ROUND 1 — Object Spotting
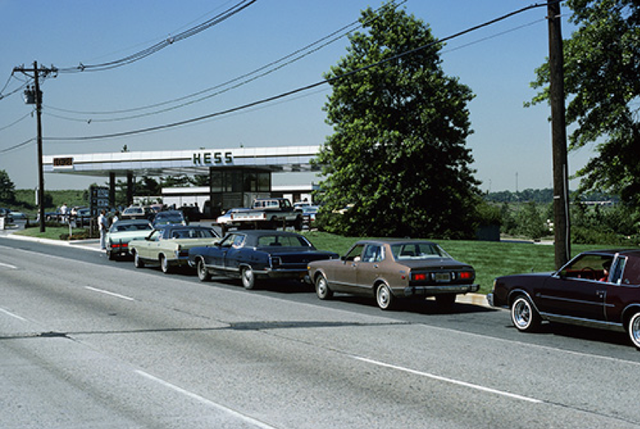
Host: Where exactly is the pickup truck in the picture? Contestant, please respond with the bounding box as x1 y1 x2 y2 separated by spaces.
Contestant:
224 198 303 234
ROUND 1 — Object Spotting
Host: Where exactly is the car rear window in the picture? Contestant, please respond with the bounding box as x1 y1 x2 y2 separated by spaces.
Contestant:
257 235 310 247
391 243 450 260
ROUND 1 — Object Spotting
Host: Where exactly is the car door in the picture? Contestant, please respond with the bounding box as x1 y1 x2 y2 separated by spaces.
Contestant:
330 244 364 292
221 233 247 273
137 229 160 259
356 244 384 292
535 254 613 321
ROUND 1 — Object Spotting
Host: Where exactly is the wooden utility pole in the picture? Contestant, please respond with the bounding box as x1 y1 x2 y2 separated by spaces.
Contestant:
13 61 56 233
547 0 571 268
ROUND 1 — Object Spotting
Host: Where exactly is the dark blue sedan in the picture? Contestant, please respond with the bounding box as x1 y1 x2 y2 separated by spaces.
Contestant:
188 230 339 289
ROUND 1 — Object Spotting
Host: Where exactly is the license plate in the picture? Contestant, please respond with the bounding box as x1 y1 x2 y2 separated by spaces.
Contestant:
435 273 450 282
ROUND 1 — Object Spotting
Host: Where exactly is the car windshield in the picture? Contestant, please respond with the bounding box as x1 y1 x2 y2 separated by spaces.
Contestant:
124 208 142 214
257 235 311 247
156 214 183 223
558 253 614 281
391 243 451 261
113 223 152 232
170 228 216 239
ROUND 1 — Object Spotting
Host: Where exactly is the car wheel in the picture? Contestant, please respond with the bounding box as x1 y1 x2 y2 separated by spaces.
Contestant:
107 249 114 260
241 266 256 290
134 251 145 268
160 255 171 274
627 312 640 349
197 259 211 282
435 293 456 310
510 295 541 332
375 283 395 310
315 274 333 300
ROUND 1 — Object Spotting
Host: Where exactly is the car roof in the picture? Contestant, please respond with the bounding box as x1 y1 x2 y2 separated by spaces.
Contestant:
228 229 303 237
113 219 151 225
354 239 438 246
582 249 640 257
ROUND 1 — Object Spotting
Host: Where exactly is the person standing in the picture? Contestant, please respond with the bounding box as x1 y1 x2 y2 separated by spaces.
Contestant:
98 209 109 250
60 203 68 223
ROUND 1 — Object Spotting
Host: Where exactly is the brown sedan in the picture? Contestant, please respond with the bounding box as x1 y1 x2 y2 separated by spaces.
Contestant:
307 239 478 310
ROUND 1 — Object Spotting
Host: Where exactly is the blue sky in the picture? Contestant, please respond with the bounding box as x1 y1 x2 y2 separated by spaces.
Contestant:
0 0 592 192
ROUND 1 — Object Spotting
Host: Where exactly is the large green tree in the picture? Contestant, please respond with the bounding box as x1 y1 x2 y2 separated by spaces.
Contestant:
529 0 640 207
0 170 16 204
316 3 480 238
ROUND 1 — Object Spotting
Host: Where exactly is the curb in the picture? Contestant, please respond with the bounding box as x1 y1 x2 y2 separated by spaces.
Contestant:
457 293 491 308
5 233 104 252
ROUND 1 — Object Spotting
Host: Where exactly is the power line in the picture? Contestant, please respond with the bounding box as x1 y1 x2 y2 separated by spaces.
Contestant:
0 111 33 132
43 1 553 143
43 1 406 122
54 0 257 74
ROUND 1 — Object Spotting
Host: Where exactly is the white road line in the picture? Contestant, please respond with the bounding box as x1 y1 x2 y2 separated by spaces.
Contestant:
0 307 27 321
0 261 18 269
85 287 135 301
352 355 542 404
135 370 279 429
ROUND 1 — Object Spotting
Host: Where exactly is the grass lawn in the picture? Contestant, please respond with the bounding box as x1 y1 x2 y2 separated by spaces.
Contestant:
14 226 92 241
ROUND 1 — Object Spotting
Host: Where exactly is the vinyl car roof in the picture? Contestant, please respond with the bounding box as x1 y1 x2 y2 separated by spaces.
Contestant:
353 239 439 246
228 230 306 238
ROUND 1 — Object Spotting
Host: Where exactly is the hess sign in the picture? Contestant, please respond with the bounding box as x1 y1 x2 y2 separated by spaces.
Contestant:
53 157 74 169
192 151 233 166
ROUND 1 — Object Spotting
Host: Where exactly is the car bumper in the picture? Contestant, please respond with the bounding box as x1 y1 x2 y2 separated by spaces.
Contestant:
403 283 480 297
486 292 494 307
258 268 309 281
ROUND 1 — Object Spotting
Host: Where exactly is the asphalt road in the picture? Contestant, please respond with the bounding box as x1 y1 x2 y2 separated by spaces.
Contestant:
2 234 640 428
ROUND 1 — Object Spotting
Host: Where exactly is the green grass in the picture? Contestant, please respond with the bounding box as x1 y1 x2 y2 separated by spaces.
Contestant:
15 226 92 241
303 231 612 294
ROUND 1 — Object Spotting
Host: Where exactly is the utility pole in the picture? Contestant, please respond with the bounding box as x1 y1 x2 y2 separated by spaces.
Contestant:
547 1 571 269
13 61 57 233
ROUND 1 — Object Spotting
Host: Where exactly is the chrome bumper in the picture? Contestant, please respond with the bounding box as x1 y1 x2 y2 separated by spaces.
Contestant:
403 283 480 297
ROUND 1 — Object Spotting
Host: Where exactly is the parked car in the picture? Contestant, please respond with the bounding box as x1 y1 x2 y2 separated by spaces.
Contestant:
295 205 319 229
129 225 220 273
0 207 14 224
188 230 339 290
488 249 640 349
105 219 154 260
9 211 27 221
152 210 187 228
72 208 92 227
121 206 155 221
215 208 251 234
307 239 478 310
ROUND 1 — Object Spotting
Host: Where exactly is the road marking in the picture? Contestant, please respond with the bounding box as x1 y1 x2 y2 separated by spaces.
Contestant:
0 307 27 321
135 370 279 429
352 355 542 404
0 261 18 269
85 286 135 301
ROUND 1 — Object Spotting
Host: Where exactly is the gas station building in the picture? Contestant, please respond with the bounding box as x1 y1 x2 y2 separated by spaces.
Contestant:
43 145 321 216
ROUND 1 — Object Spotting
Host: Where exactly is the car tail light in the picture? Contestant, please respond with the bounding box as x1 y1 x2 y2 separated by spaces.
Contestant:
412 273 427 281
459 271 473 280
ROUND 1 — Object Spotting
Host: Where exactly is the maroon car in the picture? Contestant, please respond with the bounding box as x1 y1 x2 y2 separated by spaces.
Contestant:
488 249 640 349
307 239 478 310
